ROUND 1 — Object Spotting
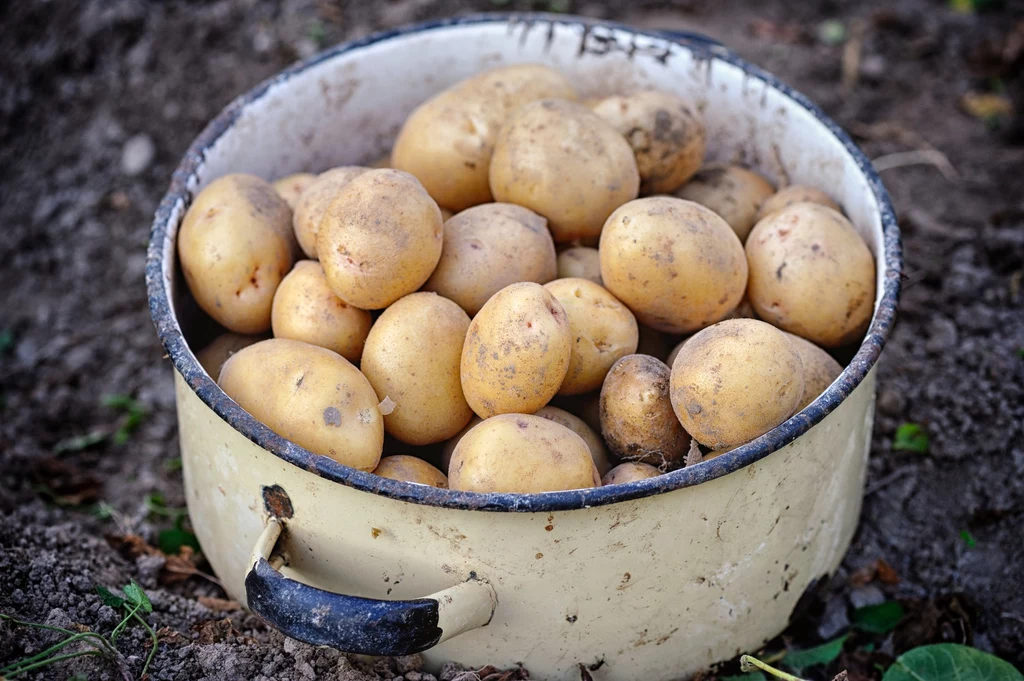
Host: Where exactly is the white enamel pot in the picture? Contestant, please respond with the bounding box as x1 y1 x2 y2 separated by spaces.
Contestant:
147 14 902 681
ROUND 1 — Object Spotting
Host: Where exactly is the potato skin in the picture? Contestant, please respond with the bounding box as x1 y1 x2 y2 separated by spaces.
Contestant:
422 203 557 316
392 64 577 212
600 354 691 467
592 90 706 194
669 319 804 450
272 173 316 210
440 415 483 473
460 283 572 418
785 332 842 411
292 166 369 259
360 292 474 445
448 414 596 493
544 278 639 395
602 462 661 486
557 247 602 284
600 196 748 334
756 184 841 222
535 405 613 476
674 163 775 242
218 338 383 470
178 174 295 334
318 169 443 310
197 332 266 379
746 202 876 347
490 99 640 242
373 455 448 488
270 260 372 363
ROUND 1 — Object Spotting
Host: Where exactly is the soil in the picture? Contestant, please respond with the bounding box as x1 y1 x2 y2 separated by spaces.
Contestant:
1 1 1022 680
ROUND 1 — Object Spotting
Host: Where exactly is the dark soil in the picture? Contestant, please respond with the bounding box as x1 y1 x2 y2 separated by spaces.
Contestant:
1 1 1022 679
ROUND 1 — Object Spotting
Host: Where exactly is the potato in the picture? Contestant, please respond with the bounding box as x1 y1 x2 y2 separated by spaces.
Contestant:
272 173 316 210
592 90 706 194
665 338 687 370
373 455 448 488
669 319 804 450
392 64 577 212
746 203 875 347
360 292 473 445
490 99 640 242
178 174 295 334
292 166 369 259
197 332 265 378
318 169 443 309
543 278 639 395
602 462 661 486
600 196 747 334
460 282 571 418
756 184 841 221
674 163 775 242
440 416 482 473
636 325 670 362
448 414 597 493
270 260 372 362
556 246 602 284
422 203 557 316
550 391 602 435
218 338 383 470
535 405 613 476
664 298 756 367
600 354 690 467
785 332 842 411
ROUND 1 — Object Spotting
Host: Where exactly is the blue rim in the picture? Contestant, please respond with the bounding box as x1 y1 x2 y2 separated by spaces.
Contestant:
145 12 902 513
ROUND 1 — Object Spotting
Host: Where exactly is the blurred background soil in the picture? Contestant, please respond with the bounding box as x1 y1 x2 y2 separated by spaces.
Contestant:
0 1 1022 679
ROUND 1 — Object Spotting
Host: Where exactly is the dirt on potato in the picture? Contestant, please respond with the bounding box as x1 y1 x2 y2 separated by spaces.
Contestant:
1 1 1022 679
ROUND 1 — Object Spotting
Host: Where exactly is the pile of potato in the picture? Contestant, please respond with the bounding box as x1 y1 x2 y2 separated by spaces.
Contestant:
182 64 875 495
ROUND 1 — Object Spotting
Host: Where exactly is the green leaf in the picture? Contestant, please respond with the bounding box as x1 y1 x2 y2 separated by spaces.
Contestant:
95 585 125 609
163 457 183 472
53 430 107 454
102 394 147 445
144 492 188 518
122 580 152 614
853 601 905 634
722 673 768 681
784 635 849 672
817 20 847 46
961 530 977 548
158 524 200 555
89 502 115 520
882 644 1023 681
893 423 929 453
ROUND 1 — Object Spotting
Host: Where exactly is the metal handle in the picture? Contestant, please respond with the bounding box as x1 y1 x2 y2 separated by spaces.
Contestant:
244 518 497 655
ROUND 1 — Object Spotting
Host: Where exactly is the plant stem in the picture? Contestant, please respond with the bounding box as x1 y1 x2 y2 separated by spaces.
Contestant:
3 650 104 677
133 610 158 676
0 631 110 674
0 613 78 636
110 604 139 643
740 655 809 681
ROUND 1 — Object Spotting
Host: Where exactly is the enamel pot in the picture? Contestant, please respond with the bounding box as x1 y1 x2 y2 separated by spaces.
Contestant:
147 13 902 681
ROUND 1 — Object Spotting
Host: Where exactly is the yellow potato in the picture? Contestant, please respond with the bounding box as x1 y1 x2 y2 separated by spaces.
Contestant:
543 278 639 395
422 203 557 316
674 163 775 242
292 166 369 259
272 173 316 210
600 196 747 334
535 405 613 476
756 184 841 221
592 90 706 194
270 260 372 362
602 462 661 486
218 338 383 470
665 337 688 370
785 332 843 411
460 283 571 417
556 246 602 284
360 292 474 445
318 169 443 309
373 455 448 488
178 174 295 334
448 414 596 493
392 64 577 212
669 319 804 449
599 354 690 467
196 332 266 379
440 416 483 473
746 202 875 347
490 99 640 242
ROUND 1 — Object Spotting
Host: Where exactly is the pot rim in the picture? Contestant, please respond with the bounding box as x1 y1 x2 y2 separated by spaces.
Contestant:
146 12 902 513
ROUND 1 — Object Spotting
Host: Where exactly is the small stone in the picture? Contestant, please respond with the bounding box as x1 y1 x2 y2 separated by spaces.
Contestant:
253 29 274 54
295 38 318 59
877 386 905 416
849 584 886 609
817 594 851 639
121 133 156 176
406 672 423 681
860 55 886 81
393 654 423 674
925 317 958 354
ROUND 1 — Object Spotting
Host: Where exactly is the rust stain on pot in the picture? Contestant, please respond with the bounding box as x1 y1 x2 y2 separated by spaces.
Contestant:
261 484 294 518
371 527 381 539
